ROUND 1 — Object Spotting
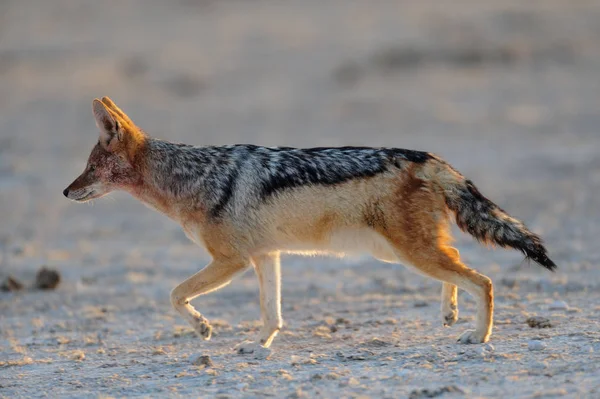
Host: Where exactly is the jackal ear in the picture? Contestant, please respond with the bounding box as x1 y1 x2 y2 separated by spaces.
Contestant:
92 99 122 151
100 96 134 126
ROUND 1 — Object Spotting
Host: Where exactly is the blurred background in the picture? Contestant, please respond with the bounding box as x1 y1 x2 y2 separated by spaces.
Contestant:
2 0 599 269
1 1 600 397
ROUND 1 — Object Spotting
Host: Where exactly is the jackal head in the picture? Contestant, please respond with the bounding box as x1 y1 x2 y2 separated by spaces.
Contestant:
63 97 146 202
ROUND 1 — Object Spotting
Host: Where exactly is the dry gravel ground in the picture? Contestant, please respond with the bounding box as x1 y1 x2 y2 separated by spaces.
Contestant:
1 1 600 398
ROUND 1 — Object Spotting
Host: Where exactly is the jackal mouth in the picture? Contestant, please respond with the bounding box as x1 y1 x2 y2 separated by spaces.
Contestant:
71 190 99 202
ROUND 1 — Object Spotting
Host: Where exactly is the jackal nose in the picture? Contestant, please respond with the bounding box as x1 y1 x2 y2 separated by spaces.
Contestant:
63 188 69 197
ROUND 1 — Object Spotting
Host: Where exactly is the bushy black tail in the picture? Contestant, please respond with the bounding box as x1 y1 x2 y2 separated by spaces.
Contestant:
443 178 556 271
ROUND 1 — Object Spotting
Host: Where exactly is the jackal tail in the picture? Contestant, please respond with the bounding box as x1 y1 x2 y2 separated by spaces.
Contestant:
431 162 557 271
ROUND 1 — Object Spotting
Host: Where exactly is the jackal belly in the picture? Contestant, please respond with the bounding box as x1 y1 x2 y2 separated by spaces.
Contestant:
276 227 399 262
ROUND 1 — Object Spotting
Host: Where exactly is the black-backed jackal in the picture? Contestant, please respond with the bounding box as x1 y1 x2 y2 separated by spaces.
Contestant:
64 98 556 353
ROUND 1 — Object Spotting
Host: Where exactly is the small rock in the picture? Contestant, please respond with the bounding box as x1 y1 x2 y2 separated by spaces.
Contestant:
363 337 392 347
528 340 547 351
409 385 465 399
1 276 24 292
35 267 60 290
71 350 85 361
548 300 568 310
527 316 552 328
193 355 213 367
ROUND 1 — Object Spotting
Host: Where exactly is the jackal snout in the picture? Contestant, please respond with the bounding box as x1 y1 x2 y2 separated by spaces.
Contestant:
63 163 104 202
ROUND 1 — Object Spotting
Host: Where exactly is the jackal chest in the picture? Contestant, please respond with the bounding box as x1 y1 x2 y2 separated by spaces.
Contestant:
181 222 205 247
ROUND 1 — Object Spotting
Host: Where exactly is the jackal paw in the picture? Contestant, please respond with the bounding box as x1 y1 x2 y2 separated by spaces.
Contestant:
457 329 489 344
442 306 458 327
191 315 212 340
234 341 272 358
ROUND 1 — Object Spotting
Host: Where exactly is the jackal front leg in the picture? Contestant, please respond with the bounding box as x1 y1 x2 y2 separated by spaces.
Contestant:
170 258 248 340
236 252 282 354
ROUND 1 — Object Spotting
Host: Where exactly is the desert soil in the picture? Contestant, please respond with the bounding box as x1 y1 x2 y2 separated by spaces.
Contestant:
1 1 600 398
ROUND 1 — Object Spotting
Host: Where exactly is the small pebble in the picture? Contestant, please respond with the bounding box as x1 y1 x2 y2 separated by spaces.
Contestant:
409 385 464 399
527 316 552 328
528 340 547 351
1 276 24 292
35 267 60 290
364 337 391 347
192 355 213 367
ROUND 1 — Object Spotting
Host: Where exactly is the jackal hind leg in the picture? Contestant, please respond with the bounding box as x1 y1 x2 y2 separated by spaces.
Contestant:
441 282 458 327
170 258 248 340
441 249 460 327
404 246 493 344
384 174 492 343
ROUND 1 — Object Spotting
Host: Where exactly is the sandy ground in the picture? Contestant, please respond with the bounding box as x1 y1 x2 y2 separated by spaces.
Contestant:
1 1 600 397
